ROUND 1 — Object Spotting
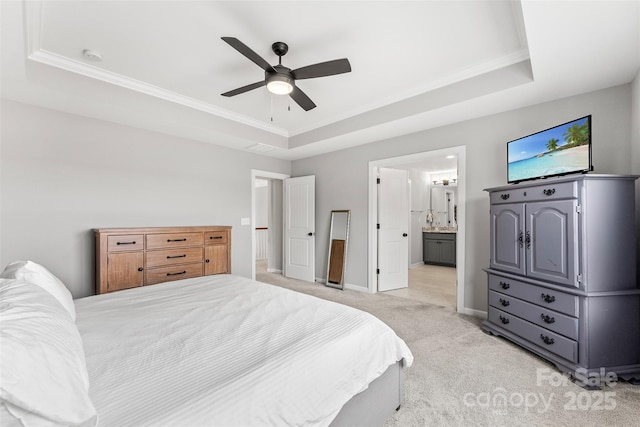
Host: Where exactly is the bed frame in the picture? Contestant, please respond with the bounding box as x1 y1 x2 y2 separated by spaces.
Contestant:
331 360 404 426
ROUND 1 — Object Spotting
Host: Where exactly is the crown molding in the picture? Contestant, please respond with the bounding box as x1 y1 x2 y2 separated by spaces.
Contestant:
22 0 288 139
289 48 531 137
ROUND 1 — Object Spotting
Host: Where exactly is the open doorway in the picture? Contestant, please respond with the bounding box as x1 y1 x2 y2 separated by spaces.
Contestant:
251 170 289 281
367 146 466 313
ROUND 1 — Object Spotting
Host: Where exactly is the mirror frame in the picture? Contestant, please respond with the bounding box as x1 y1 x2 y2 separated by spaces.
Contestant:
325 210 350 289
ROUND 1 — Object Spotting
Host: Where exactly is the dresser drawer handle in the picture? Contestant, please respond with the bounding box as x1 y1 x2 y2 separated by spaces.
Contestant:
166 254 187 259
499 281 510 290
541 314 555 324
543 188 556 196
167 238 187 242
540 334 555 345
499 298 510 307
210 236 223 240
166 271 186 276
499 315 509 324
541 293 556 303
137 267 144 272
500 194 510 200
117 241 136 245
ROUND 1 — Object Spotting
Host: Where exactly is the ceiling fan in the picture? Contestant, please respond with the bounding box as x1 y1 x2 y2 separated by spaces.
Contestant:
220 37 351 111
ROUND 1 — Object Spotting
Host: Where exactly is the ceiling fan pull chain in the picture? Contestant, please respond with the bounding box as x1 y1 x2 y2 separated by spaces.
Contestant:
270 95 274 122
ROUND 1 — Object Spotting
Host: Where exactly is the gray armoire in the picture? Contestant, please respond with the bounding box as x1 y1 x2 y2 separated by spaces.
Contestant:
482 174 640 384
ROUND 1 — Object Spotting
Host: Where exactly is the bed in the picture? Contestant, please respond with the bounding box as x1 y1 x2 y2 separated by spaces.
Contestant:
0 261 413 427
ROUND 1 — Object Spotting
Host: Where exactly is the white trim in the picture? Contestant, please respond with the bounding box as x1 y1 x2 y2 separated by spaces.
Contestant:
266 268 283 274
462 308 487 320
344 283 368 293
251 170 290 281
288 49 530 137
368 146 467 313
23 1 287 138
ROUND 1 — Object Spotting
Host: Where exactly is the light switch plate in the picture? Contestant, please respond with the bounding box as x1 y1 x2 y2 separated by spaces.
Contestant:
240 217 250 226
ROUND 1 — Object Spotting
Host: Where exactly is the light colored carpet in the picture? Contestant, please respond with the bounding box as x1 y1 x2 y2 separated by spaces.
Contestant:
256 266 640 426
384 264 456 309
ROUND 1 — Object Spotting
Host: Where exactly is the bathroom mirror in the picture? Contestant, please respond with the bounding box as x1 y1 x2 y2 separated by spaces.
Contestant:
326 210 350 289
430 186 457 228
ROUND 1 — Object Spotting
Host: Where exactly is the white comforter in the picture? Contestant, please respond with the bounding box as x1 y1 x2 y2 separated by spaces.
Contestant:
75 275 413 427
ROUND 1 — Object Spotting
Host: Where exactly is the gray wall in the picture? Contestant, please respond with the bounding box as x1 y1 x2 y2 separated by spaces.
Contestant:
292 83 637 312
0 100 290 298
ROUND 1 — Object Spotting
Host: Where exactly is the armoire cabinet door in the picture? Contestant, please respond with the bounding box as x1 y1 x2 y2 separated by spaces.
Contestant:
490 203 525 276
526 200 579 287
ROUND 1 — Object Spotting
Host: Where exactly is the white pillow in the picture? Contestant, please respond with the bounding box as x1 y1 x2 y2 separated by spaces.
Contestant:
0 279 97 427
0 260 76 320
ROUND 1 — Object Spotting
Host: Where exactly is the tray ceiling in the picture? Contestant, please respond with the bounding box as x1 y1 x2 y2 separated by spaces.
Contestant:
2 1 638 159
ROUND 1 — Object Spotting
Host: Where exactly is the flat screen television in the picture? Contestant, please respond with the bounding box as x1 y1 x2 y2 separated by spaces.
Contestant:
507 115 592 184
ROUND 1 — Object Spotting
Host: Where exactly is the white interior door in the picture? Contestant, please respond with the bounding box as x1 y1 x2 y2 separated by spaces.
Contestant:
378 168 409 291
284 175 315 282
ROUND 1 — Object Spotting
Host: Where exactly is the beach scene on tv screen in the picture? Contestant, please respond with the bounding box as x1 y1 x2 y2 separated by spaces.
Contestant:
508 117 590 182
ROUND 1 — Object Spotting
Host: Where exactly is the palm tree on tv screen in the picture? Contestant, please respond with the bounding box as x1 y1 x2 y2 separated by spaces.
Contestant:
546 138 559 152
563 122 590 146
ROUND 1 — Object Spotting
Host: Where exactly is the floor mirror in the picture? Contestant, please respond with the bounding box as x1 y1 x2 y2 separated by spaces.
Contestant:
326 210 350 289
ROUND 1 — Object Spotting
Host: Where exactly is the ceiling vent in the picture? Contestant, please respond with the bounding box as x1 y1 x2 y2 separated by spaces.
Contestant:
246 143 277 153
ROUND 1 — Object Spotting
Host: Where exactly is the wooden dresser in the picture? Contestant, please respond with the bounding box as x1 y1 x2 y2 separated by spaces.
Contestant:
94 226 231 294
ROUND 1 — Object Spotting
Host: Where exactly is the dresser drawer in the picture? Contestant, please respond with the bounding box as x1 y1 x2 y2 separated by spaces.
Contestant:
107 235 144 252
489 290 578 340
489 274 578 317
145 247 203 268
146 232 204 249
204 230 228 245
489 307 578 363
145 263 203 285
490 181 578 204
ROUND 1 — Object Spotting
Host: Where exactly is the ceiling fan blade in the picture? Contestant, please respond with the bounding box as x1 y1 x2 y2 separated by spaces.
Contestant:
289 86 316 111
291 58 351 80
221 37 276 73
221 80 266 97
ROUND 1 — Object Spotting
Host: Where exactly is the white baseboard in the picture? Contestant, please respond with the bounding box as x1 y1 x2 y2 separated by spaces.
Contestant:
409 262 423 269
267 268 282 273
460 307 487 319
344 283 368 292
313 279 367 293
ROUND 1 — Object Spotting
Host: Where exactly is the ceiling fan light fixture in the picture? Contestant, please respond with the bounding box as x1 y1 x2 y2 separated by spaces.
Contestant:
266 74 293 95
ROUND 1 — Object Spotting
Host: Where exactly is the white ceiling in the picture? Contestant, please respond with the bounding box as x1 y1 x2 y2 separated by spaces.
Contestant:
2 1 639 161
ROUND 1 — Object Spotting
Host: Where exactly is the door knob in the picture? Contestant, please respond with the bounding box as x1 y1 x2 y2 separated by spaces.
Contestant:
308 232 314 236
402 233 408 237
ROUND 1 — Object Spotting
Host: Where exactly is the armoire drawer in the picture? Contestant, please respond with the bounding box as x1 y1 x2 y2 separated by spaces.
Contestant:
145 263 203 285
489 307 578 363
488 274 578 317
489 290 578 340
146 232 204 249
489 181 578 204
145 247 203 268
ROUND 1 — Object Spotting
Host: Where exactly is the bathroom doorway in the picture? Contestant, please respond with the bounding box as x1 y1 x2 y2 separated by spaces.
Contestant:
368 146 465 312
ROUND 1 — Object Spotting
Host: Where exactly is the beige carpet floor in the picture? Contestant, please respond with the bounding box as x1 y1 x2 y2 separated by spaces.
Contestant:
256 266 640 426
384 264 456 309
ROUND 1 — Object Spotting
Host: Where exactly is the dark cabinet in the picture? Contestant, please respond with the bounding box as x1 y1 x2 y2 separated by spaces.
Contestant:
423 232 456 267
